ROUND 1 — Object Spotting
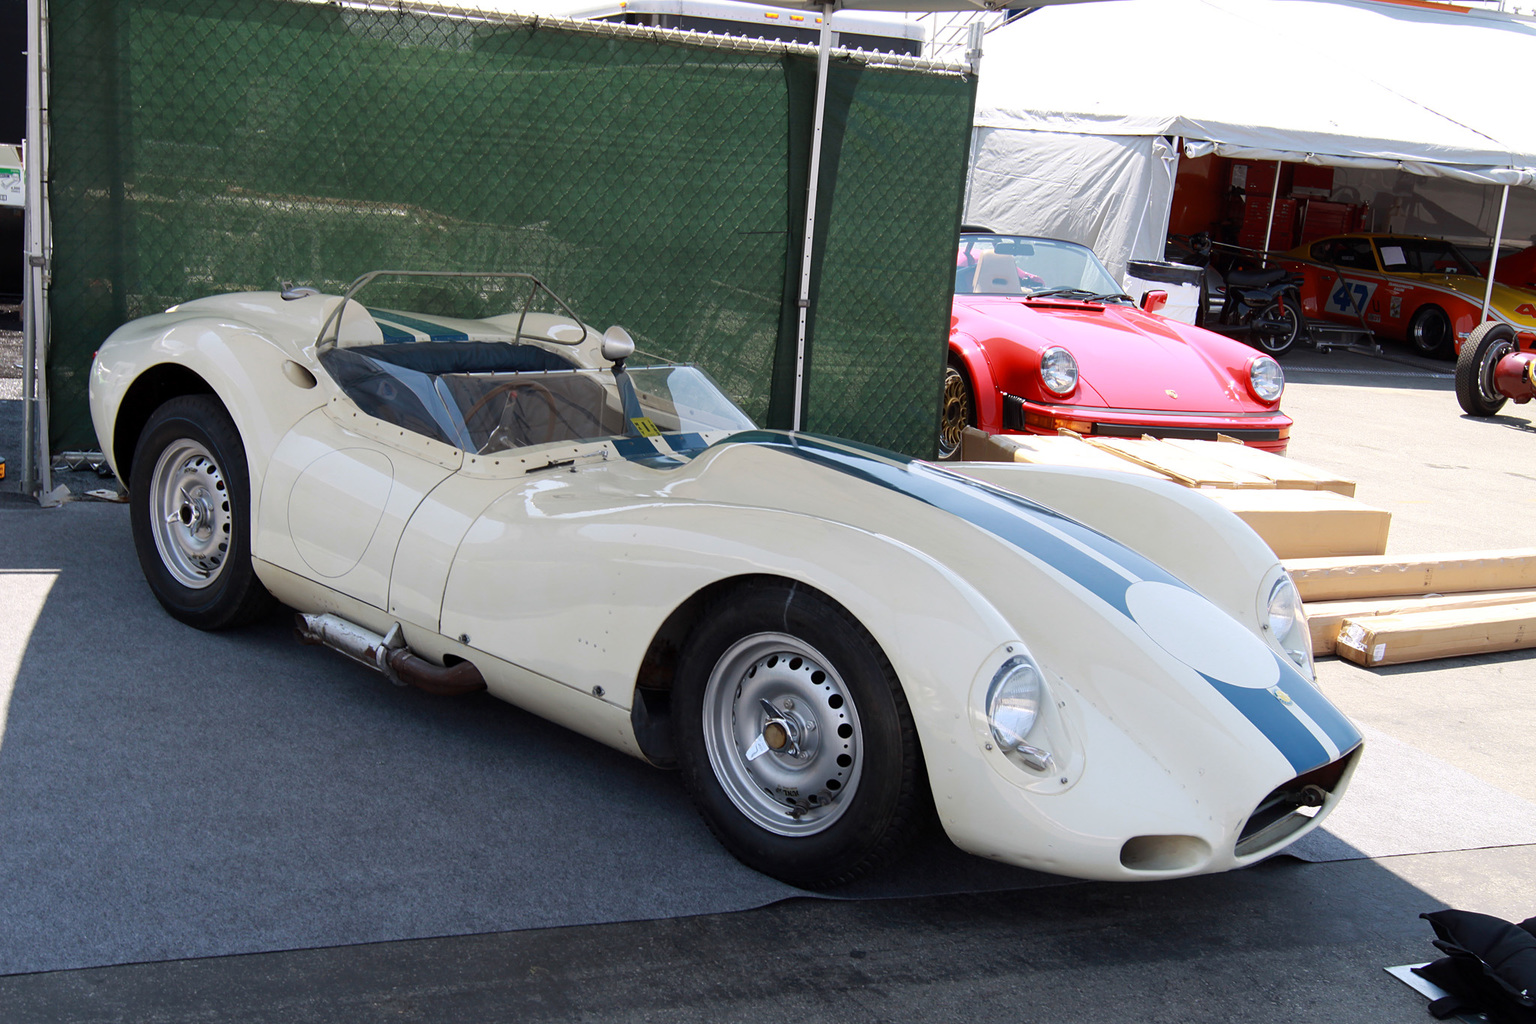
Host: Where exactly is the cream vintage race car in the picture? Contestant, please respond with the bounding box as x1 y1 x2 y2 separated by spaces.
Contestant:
88 271 1362 889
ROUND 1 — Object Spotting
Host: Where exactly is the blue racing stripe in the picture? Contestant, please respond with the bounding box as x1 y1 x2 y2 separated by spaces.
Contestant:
367 308 470 342
717 431 1356 774
367 314 415 343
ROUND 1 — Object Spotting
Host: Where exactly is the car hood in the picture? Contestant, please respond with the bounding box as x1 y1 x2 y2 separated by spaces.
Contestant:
959 297 1267 412
662 431 1359 778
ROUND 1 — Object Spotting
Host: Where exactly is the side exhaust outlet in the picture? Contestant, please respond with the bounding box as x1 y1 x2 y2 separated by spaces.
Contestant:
294 613 487 696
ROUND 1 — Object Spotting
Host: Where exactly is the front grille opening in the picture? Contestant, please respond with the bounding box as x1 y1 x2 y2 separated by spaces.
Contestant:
1235 745 1362 858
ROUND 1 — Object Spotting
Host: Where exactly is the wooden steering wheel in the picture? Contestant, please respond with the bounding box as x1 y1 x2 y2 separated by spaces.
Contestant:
464 380 559 452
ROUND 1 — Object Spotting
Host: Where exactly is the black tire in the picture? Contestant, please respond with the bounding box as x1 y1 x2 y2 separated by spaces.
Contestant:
1455 322 1515 417
673 580 925 889
1408 305 1453 358
129 394 275 630
1249 300 1303 357
937 362 974 461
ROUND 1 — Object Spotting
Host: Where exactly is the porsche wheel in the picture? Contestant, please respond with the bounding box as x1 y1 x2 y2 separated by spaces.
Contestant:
674 581 924 889
1408 305 1453 358
1249 301 1303 357
937 363 973 461
1455 322 1515 417
130 395 275 630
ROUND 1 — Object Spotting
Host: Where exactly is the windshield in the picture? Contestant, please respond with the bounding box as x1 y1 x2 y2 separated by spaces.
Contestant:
438 364 754 455
956 234 1126 301
1375 238 1479 276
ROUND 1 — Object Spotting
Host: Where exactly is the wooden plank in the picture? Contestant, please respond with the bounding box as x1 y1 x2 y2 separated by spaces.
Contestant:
1334 602 1536 667
1306 588 1536 655
1160 437 1357 497
1202 488 1391 559
1084 437 1277 488
1287 550 1536 601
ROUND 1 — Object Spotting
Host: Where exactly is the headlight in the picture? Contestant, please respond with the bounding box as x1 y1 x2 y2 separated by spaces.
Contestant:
1248 356 1284 403
1039 347 1078 396
1265 573 1313 678
987 655 1055 771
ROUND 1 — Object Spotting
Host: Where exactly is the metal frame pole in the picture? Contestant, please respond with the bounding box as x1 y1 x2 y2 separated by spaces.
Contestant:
1260 159 1281 267
23 0 62 505
1481 183 1510 324
792 3 835 434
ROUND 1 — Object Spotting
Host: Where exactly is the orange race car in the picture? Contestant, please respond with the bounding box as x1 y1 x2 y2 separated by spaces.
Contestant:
1280 234 1536 358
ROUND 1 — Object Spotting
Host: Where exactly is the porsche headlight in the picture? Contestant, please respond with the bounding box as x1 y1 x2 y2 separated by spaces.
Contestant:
1265 573 1313 678
1248 356 1284 403
1039 347 1078 396
987 655 1055 771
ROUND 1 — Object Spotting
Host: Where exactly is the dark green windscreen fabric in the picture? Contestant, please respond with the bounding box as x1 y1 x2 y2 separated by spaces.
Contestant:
46 0 973 456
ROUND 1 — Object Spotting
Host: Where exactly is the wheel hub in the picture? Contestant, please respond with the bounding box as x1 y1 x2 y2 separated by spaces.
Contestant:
150 442 232 590
702 633 863 837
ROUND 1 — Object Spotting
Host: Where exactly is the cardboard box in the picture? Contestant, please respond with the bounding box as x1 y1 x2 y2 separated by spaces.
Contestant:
1201 488 1390 559
1334 602 1536 667
1287 550 1536 601
1305 588 1536 655
1160 437 1356 496
1085 437 1276 488
961 429 1168 477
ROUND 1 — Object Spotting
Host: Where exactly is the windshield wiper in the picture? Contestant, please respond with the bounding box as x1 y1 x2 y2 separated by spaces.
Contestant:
1026 288 1101 301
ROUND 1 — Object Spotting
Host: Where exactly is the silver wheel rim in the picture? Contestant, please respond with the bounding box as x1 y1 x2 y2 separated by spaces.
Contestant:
1256 305 1298 353
938 367 969 459
701 632 863 837
1413 311 1448 352
149 439 232 590
1478 340 1513 404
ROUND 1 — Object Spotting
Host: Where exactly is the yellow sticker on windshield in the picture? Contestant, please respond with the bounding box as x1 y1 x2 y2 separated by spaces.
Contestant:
631 417 661 438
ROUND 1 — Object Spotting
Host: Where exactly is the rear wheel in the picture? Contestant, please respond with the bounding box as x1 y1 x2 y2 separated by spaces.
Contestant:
1408 305 1453 358
1249 300 1303 357
937 363 973 461
130 395 275 630
673 581 924 889
1455 321 1516 417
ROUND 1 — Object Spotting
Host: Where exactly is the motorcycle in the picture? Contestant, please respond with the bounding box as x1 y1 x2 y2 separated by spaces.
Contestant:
1173 233 1309 358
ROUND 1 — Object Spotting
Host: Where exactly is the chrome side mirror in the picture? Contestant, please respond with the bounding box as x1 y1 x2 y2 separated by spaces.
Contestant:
602 326 636 364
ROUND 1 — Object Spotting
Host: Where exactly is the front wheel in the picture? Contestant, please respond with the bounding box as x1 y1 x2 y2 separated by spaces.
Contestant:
1455 321 1516 417
937 363 973 461
130 394 275 630
1249 300 1303 357
1408 305 1453 358
673 581 925 889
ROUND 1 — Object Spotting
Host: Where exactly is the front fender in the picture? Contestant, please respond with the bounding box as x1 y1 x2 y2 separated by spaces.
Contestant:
950 331 1006 433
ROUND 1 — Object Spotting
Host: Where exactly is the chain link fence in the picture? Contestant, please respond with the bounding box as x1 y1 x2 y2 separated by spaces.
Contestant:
45 0 974 456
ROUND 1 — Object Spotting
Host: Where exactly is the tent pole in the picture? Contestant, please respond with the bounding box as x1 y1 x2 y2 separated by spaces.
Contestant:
1481 184 1510 324
1260 160 1281 268
23 0 61 505
792 3 835 434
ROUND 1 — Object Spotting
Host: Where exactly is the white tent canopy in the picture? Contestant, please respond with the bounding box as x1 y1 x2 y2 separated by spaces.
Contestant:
964 0 1536 277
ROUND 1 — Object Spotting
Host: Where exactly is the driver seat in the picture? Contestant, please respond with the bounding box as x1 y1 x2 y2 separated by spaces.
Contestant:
974 252 1025 294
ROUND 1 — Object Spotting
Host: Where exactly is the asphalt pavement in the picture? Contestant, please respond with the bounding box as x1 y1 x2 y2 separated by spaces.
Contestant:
2 341 1534 1023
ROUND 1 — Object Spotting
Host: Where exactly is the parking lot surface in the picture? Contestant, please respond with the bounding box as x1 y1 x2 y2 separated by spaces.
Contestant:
1 344 1533 1022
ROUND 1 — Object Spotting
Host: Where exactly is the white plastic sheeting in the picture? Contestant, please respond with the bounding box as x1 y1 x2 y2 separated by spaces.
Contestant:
963 0 1536 278
963 130 1176 279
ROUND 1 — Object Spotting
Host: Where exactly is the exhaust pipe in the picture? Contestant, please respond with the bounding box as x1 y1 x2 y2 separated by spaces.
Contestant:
294 613 487 696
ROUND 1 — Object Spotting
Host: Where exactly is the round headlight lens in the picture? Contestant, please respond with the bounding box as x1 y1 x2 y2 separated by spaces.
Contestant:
1040 347 1078 395
1249 356 1284 403
1266 574 1313 677
987 656 1042 748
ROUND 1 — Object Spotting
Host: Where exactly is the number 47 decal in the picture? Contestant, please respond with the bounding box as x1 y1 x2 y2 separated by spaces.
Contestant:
1328 279 1375 315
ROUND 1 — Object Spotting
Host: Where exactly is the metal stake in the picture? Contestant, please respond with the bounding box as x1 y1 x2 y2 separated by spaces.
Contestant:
1481 183 1510 325
792 3 834 434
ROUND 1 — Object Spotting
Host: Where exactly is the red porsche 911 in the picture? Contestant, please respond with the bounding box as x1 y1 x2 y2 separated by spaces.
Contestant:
941 233 1292 459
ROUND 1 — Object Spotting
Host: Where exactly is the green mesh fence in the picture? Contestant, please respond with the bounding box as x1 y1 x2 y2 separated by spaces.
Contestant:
45 0 974 456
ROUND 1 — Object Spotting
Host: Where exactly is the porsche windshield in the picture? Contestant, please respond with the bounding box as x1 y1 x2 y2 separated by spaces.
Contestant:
956 234 1128 302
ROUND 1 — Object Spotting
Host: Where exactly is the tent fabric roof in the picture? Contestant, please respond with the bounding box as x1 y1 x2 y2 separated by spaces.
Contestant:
972 0 1536 184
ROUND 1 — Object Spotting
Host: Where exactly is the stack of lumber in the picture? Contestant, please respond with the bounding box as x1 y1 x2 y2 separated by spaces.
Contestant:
1290 551 1536 667
958 428 1388 559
